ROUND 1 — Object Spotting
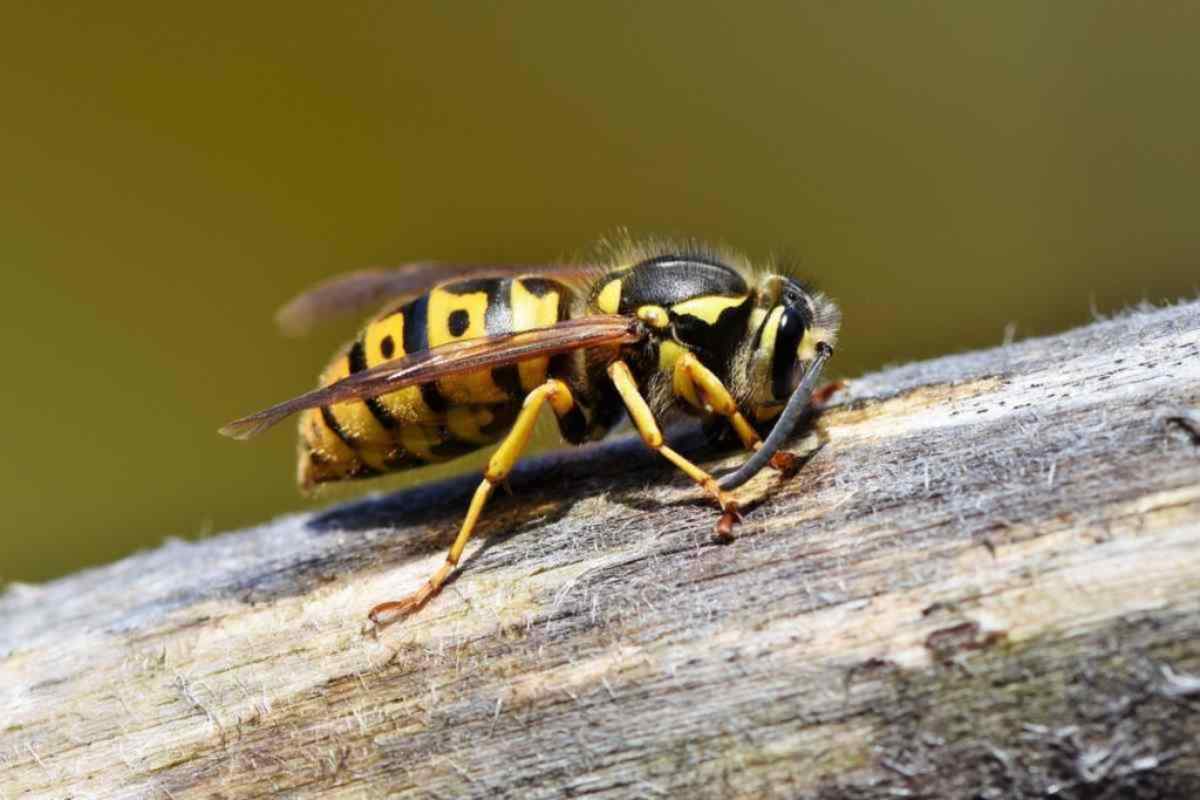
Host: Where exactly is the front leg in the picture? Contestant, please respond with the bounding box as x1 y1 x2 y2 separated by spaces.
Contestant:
607 359 741 539
675 351 798 475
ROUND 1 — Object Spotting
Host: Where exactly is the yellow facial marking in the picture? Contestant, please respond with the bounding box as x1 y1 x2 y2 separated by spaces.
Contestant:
758 307 784 357
670 294 747 324
798 327 832 362
747 307 767 340
596 279 622 314
637 305 669 328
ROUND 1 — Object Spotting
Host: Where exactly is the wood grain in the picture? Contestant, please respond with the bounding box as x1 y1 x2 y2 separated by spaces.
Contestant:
3 301 1200 799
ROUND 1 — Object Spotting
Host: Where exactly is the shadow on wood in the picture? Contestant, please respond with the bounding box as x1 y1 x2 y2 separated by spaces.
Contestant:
3 301 1199 798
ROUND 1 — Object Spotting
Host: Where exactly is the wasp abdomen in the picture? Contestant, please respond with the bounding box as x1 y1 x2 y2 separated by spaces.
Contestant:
299 275 573 487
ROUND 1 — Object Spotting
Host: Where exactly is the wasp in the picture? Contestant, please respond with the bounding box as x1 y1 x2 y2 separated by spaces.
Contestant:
221 239 839 624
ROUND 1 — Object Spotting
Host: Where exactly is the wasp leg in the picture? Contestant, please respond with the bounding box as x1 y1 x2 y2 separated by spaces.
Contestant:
608 359 742 539
675 352 796 474
368 379 578 625
811 379 846 409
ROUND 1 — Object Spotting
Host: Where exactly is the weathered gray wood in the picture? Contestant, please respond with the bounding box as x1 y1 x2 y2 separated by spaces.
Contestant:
3 301 1200 799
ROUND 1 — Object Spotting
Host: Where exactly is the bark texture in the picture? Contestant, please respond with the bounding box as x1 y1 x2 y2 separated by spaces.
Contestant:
3 301 1200 799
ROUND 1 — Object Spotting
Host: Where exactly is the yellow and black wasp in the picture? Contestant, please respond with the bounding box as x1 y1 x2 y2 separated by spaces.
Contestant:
221 239 839 624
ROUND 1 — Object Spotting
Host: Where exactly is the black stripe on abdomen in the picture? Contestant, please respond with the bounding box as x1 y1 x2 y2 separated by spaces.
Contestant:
402 294 448 412
320 406 379 475
348 339 397 429
491 365 523 398
430 425 485 460
320 406 353 448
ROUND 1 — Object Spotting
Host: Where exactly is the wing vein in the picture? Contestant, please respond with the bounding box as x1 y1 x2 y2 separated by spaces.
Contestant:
221 315 640 439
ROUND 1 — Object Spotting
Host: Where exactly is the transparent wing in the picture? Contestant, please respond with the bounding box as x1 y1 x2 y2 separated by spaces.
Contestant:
221 315 640 440
275 262 595 336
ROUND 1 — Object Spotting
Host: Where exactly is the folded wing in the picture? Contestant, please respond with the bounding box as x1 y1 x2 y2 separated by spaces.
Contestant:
221 315 641 439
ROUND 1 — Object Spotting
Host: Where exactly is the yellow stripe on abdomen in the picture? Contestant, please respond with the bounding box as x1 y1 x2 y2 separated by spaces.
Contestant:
427 286 508 404
360 310 444 425
299 275 577 486
297 406 361 487
510 277 563 391
446 405 501 446
320 354 394 470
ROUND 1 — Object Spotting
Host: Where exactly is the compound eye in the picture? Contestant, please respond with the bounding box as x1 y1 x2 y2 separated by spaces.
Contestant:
770 306 807 400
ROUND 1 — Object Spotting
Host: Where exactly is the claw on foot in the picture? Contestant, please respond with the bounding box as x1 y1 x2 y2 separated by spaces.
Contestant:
768 450 800 476
369 581 442 627
368 596 422 628
715 500 742 541
811 379 846 408
369 562 455 628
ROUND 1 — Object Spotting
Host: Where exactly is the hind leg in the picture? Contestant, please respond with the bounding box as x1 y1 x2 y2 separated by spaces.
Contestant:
369 379 578 625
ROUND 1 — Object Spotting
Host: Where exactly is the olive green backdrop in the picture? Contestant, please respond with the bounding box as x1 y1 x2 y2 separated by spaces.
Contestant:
3 3 1198 582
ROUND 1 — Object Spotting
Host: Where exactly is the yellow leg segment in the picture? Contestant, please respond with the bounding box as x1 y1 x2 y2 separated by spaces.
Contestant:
369 379 577 625
675 352 760 450
608 360 741 536
676 352 801 475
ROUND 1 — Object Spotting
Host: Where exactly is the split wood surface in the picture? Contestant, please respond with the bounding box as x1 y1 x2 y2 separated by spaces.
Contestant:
3 301 1200 799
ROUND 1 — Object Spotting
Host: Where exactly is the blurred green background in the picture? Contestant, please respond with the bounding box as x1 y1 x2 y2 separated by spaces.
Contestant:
3 3 1198 583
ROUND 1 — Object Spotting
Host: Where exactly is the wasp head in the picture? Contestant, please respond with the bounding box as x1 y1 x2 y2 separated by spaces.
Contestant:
743 275 840 417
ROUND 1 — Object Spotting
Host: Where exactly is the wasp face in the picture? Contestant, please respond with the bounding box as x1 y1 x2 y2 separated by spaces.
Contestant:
745 276 840 415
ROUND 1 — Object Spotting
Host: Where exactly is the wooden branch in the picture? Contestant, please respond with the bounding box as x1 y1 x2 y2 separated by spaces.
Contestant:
4 301 1200 799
